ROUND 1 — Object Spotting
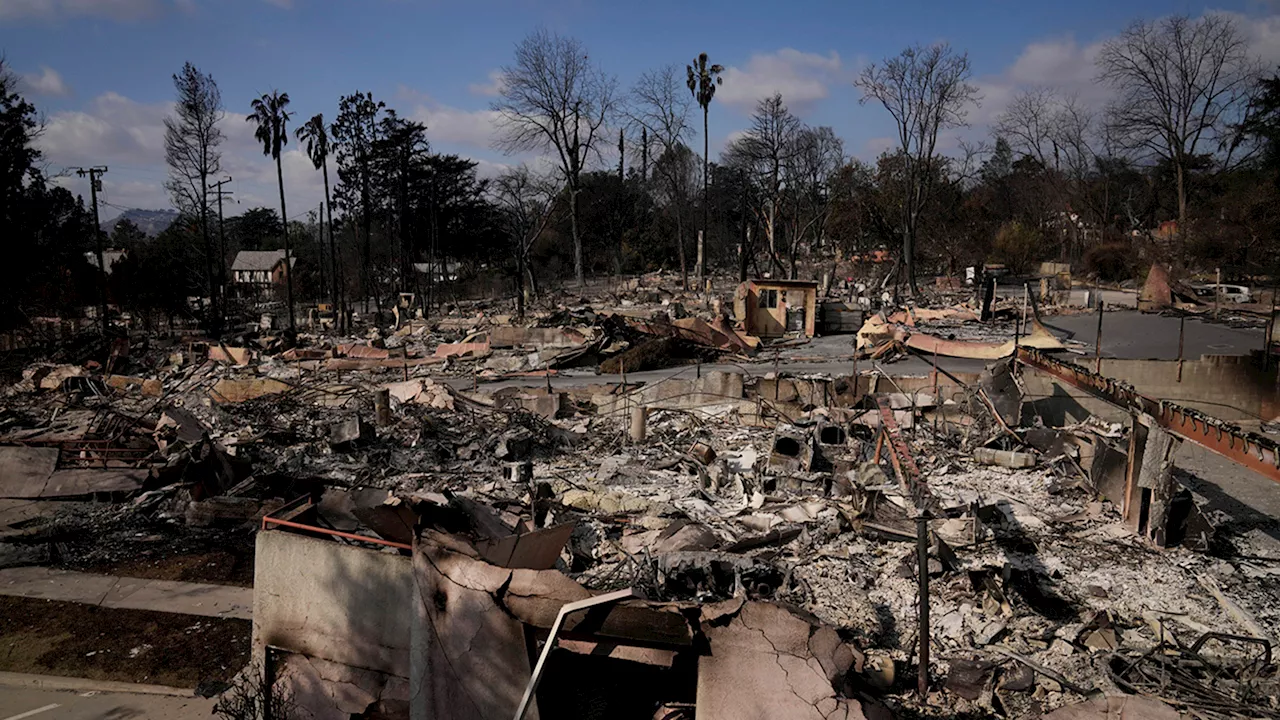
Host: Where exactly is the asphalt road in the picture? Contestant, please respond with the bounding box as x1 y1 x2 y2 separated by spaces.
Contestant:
1044 311 1265 361
454 310 1267 394
0 687 212 719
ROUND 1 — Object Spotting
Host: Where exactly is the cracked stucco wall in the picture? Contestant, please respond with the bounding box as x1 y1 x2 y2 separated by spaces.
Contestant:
697 600 887 720
253 530 414 679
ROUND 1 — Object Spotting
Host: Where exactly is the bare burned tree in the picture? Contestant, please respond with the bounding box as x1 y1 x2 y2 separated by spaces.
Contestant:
163 62 224 328
630 64 695 288
1097 13 1260 230
723 93 801 276
784 125 844 277
493 29 617 286
493 165 559 318
855 43 978 294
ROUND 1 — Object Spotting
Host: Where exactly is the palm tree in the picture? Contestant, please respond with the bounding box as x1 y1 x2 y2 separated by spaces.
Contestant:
687 53 724 286
296 113 340 325
247 90 296 331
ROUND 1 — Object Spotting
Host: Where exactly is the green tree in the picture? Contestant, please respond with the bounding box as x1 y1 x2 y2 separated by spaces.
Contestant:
247 90 295 330
332 91 387 314
0 60 98 332
991 221 1041 275
687 53 724 283
109 218 147 250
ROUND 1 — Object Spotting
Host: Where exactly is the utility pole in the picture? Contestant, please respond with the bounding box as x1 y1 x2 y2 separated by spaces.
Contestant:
76 167 109 337
211 177 233 310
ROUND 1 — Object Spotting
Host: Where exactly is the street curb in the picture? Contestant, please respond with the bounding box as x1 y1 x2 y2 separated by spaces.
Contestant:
0 671 194 697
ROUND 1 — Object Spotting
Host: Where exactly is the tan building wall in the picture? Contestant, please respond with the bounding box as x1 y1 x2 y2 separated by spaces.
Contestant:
735 280 817 337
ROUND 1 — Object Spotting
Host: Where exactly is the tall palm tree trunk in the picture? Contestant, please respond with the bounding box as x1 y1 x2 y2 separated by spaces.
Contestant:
276 153 295 331
700 108 709 285
322 162 341 330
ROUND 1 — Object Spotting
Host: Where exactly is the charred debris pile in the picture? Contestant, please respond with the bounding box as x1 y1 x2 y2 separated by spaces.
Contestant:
1 273 1278 719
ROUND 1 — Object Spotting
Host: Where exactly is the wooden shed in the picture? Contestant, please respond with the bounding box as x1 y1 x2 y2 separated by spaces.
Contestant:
734 279 818 338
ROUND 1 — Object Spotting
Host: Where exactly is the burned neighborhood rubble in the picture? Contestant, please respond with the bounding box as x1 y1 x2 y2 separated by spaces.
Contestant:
2 273 1280 720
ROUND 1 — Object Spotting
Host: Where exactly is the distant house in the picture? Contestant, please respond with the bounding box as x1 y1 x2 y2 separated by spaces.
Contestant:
84 249 128 275
231 250 294 298
412 261 461 283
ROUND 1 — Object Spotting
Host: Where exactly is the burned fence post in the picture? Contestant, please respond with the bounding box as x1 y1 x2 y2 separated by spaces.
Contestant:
630 405 648 444
1177 315 1186 382
916 509 931 698
374 388 392 426
1095 300 1104 374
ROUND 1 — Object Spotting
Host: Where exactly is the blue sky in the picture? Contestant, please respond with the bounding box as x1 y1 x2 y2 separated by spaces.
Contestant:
4 0 1280 218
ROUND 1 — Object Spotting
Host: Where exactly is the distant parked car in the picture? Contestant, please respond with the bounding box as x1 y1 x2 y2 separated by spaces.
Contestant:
1192 283 1252 303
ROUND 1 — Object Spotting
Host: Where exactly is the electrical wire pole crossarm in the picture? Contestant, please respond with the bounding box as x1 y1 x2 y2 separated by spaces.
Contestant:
211 177 233 308
75 166 109 337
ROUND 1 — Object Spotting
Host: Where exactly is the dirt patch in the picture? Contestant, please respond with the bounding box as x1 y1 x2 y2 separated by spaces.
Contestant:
79 549 255 588
0 595 250 688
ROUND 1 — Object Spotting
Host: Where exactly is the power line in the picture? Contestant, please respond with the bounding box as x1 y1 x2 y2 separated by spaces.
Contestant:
75 166 110 338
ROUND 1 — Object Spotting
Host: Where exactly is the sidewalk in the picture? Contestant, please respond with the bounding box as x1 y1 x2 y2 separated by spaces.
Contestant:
0 567 252 620
0 682 214 719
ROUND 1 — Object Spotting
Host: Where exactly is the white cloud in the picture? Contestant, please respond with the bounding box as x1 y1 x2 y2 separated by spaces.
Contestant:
468 69 505 97
0 0 167 22
970 35 1109 127
1222 10 1280 65
399 89 504 151
38 92 170 168
716 48 843 115
863 136 896 158
20 65 69 96
36 90 332 218
973 10 1280 130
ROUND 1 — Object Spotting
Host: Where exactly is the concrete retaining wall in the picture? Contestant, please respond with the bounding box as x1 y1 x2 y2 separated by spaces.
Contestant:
253 530 413 678
1022 356 1279 426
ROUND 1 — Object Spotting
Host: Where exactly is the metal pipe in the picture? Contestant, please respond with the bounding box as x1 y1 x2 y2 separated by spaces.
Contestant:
1215 267 1221 320
1177 315 1186 382
1095 299 1104 374
513 588 638 720
916 511 931 697
261 515 411 551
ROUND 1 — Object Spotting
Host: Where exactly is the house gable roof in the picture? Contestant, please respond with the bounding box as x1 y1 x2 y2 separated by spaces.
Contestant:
232 250 295 272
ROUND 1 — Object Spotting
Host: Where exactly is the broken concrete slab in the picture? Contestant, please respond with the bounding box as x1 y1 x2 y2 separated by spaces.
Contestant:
42 468 146 497
337 343 391 359
489 326 587 349
209 345 253 366
0 447 59 498
210 377 292 403
433 340 491 360
329 416 375 449
517 391 567 420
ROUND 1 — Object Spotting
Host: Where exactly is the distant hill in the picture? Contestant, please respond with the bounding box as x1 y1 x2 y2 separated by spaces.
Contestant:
102 208 179 237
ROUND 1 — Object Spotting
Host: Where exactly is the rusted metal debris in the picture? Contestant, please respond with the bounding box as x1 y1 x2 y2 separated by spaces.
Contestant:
1015 347 1280 485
